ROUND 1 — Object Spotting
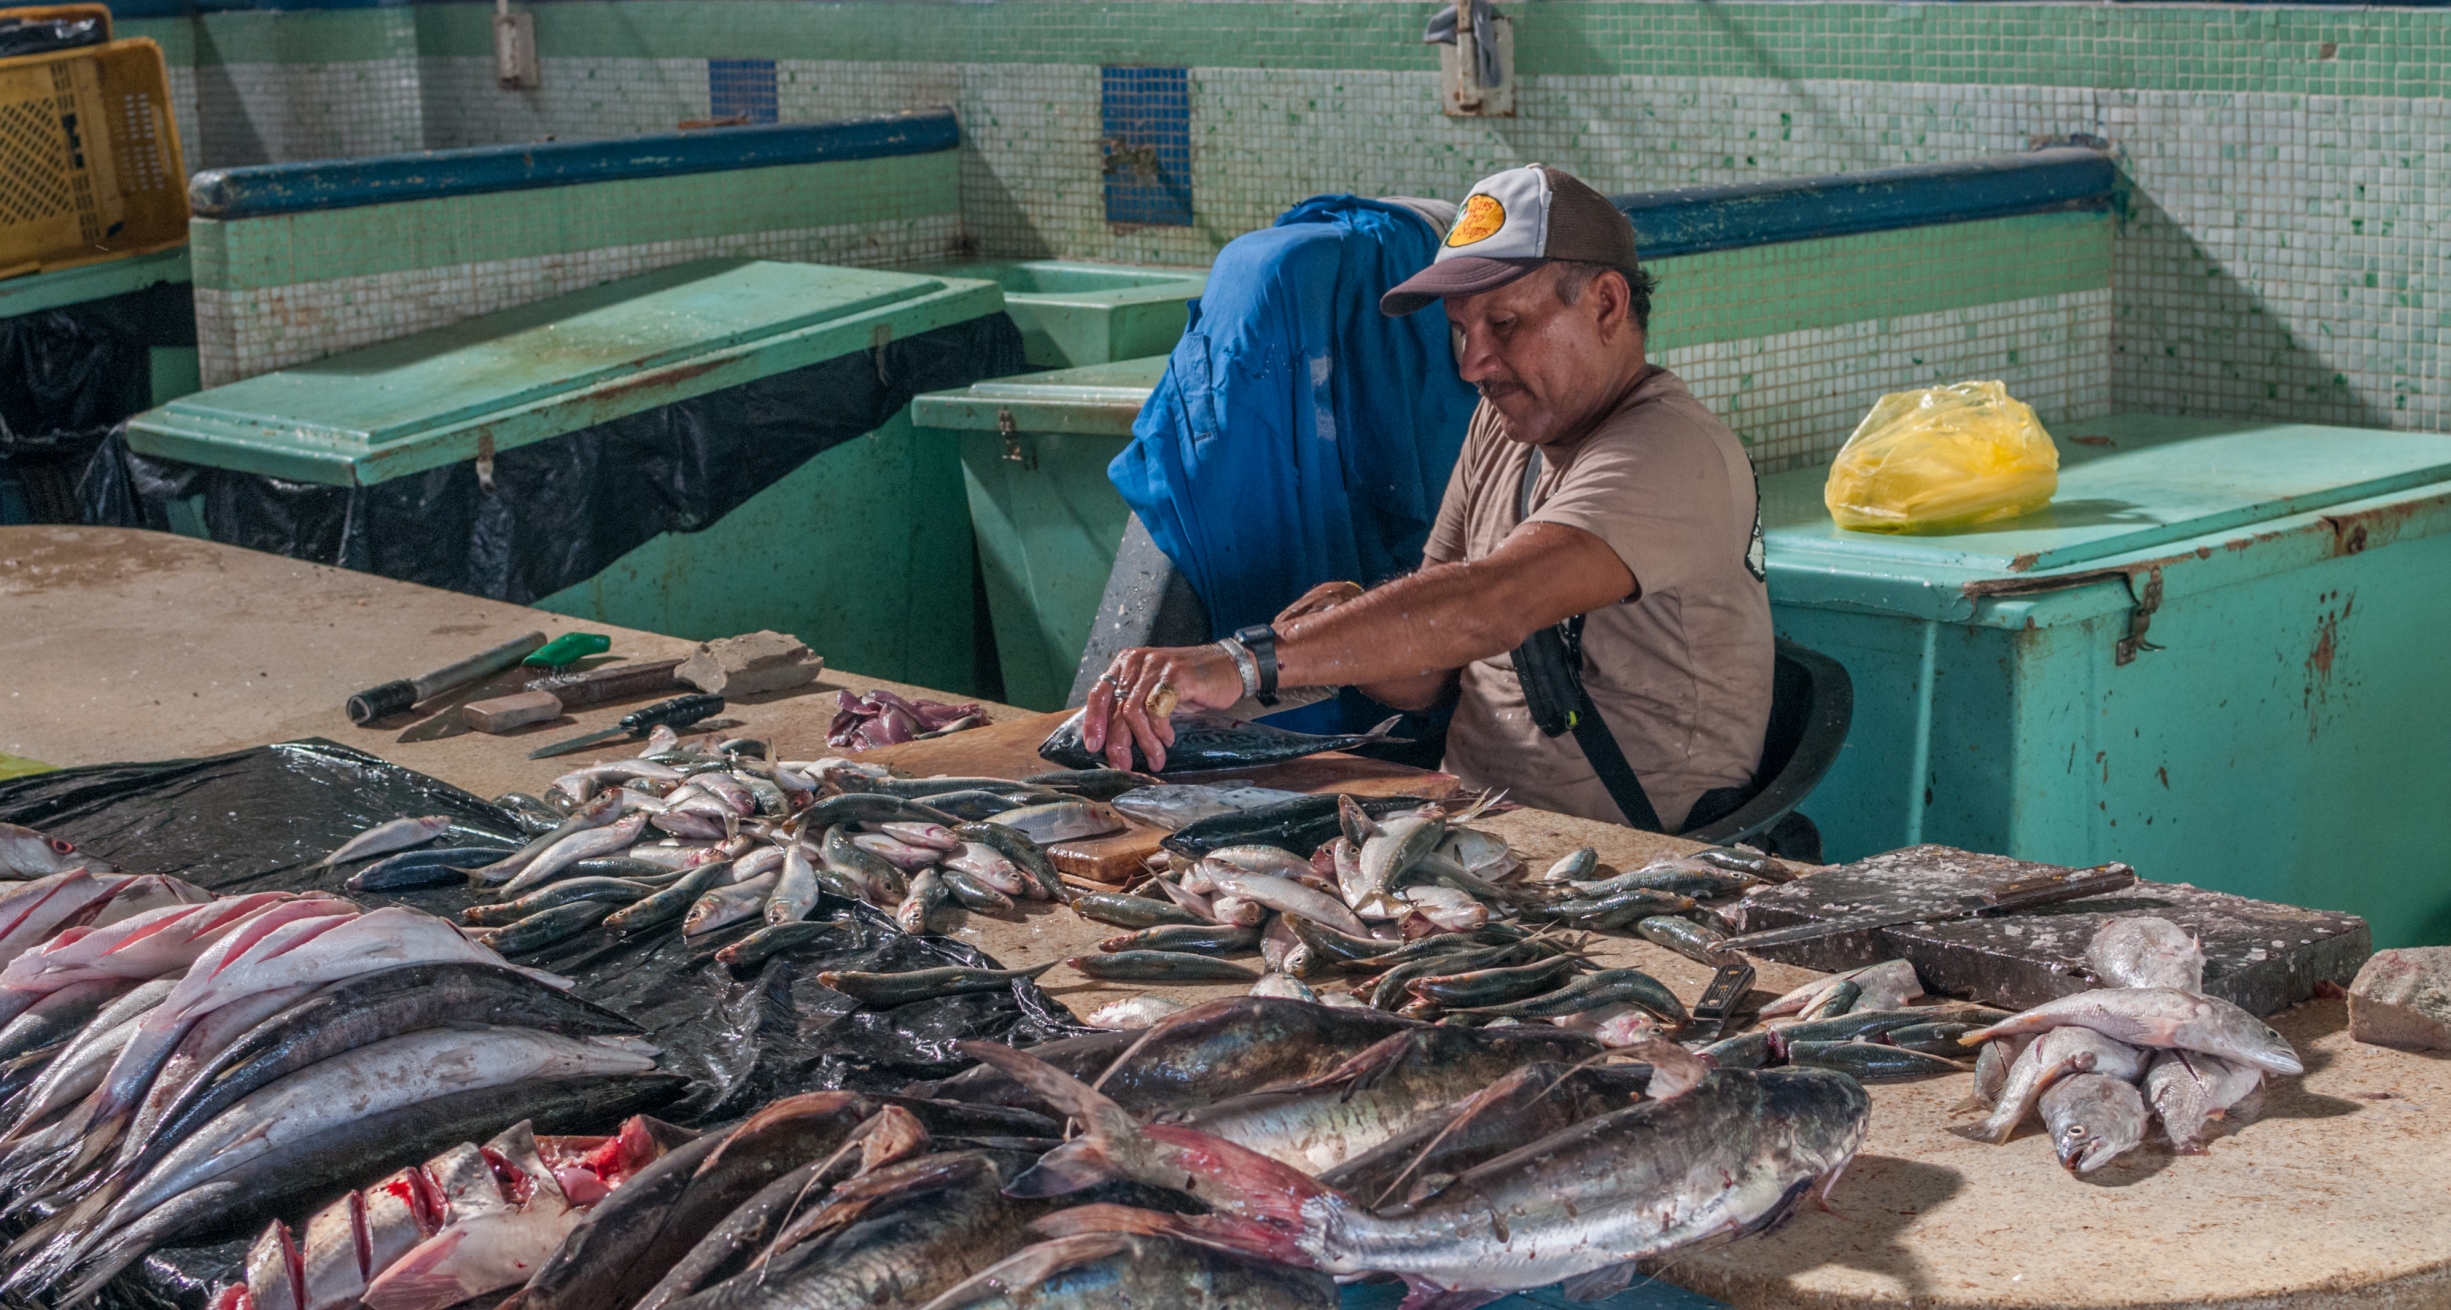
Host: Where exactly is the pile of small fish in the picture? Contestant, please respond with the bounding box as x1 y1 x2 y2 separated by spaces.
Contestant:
220 1113 688 1310
1693 959 2012 1082
827 690 987 751
1054 788 1794 1036
394 995 1868 1310
1946 916 2302 1172
0 833 680 1305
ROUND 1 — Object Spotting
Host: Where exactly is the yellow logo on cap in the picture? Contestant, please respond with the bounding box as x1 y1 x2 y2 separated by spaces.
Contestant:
1446 194 1506 247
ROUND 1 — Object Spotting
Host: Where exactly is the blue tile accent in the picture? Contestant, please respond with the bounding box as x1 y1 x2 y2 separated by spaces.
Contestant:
709 57 779 125
1100 65 1192 228
1613 147 2116 260
188 108 958 219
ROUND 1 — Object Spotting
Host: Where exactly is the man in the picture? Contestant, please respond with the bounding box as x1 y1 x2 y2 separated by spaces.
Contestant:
1080 164 1772 833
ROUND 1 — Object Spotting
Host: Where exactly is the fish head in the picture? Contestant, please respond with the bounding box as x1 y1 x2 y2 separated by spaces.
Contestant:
2053 1117 2114 1172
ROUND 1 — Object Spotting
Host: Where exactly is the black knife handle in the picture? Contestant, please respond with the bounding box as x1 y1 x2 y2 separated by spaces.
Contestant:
620 694 724 733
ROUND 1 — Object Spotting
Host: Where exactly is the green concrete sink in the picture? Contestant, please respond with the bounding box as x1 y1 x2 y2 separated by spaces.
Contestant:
917 259 1205 368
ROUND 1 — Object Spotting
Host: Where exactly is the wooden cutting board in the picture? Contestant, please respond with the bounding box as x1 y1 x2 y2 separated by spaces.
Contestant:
860 711 1458 884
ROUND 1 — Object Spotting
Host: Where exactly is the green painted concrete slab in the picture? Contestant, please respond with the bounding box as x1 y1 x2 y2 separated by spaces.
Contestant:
1760 411 2451 946
915 358 1162 710
0 247 190 321
126 258 1002 486
918 260 1205 368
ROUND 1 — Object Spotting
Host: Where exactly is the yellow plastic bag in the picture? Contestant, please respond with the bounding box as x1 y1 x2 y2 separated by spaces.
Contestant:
1823 380 2060 533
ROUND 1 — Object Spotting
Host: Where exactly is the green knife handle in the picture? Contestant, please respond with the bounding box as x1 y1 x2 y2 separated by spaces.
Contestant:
523 632 612 668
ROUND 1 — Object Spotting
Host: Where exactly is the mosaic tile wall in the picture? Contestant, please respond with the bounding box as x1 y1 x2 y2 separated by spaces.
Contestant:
189 153 964 383
121 1 2451 452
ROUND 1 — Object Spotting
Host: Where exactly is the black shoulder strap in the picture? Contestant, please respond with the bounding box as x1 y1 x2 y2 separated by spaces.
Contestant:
1511 449 1669 833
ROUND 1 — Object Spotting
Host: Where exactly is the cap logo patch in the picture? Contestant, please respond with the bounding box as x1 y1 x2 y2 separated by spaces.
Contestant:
1446 194 1506 247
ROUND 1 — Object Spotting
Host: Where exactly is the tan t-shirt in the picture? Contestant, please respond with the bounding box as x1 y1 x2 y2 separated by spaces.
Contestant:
1425 366 1772 830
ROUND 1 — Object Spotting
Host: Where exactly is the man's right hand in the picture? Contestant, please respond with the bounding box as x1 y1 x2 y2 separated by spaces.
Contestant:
1274 580 1364 624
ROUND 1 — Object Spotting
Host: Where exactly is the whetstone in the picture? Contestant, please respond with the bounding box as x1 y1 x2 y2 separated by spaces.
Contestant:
1731 843 2372 1015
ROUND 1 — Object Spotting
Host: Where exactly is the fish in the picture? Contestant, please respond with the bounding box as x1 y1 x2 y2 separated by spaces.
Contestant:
898 869 948 935
348 846 523 891
1202 844 1321 879
818 963 1057 1006
0 892 289 999
1111 784 1310 831
1526 887 1698 926
1882 1021 1983 1055
954 823 1069 903
822 825 905 906
1766 1004 2004 1048
681 874 778 938
495 814 650 894
1635 914 1732 964
475 901 617 956
917 1232 1338 1310
852 832 947 871
714 921 849 972
39 1073 685 1306
358 1121 582 1310
1069 951 1260 984
1162 794 1428 860
1538 847 1597 883
1567 857 1758 900
1357 813 1447 906
1796 980 1862 1020
1195 865 1369 937
1398 885 1489 931
1021 768 1165 800
315 817 455 868
2087 915 2206 991
1250 973 1316 1002
1437 828 1518 880
0 872 140 964
461 877 654 925
0 977 131 1067
1317 1061 1652 1209
1759 960 1924 1018
670 1150 1048 1310
1452 966 1688 1026
1696 1030 1776 1071
1954 1024 2144 1144
1070 893 1207 930
1405 955 1581 1008
766 844 823 926
937 868 1017 917
942 843 1032 898
465 792 626 884
1099 923 1262 957
604 861 735 935
974 1040 1869 1301
1085 995 1192 1030
1784 1040 1972 1081
906 790 1034 821
0 978 175 1149
1208 894 1266 927
1961 1032 2034 1111
0 823 97 878
2142 1048 2264 1153
985 801 1127 843
1958 987 2302 1076
1161 1025 1602 1173
1039 710 1406 774
2039 1072 2149 1173
799 793 962 831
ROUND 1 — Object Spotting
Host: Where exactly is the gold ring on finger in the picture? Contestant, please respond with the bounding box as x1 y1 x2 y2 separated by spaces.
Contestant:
1144 682 1179 719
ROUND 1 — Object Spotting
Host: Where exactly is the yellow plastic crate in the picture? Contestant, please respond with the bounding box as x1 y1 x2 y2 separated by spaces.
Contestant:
0 34 185 281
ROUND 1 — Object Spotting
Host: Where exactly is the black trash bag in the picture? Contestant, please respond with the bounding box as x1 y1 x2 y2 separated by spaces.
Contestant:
82 314 1027 604
0 740 1088 1310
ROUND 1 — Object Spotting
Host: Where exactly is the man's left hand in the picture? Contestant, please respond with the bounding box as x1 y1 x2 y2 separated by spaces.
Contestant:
1080 643 1244 773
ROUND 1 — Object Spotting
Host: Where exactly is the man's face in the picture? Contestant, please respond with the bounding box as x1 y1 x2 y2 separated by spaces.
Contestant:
1446 265 1641 446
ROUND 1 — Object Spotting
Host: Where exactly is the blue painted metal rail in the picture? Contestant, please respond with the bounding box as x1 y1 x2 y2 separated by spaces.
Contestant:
1614 146 2115 259
187 108 960 220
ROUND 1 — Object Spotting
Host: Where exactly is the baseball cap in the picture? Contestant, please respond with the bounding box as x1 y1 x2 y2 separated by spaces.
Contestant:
1380 164 1640 316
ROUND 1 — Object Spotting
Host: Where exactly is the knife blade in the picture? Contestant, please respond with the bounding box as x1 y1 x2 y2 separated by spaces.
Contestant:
527 693 725 760
1717 862 2137 954
395 665 543 743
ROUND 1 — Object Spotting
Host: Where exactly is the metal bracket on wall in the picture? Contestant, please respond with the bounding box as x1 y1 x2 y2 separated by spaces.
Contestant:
2115 566 2165 665
493 0 540 90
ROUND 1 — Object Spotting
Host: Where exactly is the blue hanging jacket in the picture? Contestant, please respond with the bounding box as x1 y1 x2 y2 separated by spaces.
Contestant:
1109 196 1479 705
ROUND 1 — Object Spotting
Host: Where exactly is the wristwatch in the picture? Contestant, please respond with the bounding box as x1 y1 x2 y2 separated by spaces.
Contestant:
1232 624 1281 707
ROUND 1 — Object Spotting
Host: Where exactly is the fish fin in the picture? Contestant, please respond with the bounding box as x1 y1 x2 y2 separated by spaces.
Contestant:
1397 1281 1507 1310
1003 1137 1124 1198
1559 1262 1641 1302
956 1042 1136 1144
1026 1203 1292 1260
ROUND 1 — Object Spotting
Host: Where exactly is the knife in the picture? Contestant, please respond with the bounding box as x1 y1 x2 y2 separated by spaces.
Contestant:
527 694 725 760
400 658 685 743
1717 862 2137 954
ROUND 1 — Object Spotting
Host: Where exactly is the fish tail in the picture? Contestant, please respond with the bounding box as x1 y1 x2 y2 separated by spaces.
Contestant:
956 1042 1137 1150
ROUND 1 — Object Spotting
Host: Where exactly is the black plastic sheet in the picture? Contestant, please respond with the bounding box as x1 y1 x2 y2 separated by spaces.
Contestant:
2 280 193 525
0 740 1086 1308
79 314 1026 602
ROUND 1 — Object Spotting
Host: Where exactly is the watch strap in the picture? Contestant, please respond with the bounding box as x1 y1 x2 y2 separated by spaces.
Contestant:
1232 624 1281 706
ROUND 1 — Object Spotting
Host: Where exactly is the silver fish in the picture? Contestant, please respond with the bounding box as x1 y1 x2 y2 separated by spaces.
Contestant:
1085 994 1191 1031
1960 987 2302 1076
316 817 453 869
1196 866 1368 937
916 1232 1337 1310
2039 1072 2149 1173
2086 916 2206 991
0 824 98 878
1539 847 1597 883
1249 973 1316 1002
2142 1048 2263 1153
1110 785 1309 832
466 791 623 883
1956 1025 2142 1144
878 822 963 853
941 843 1029 897
898 869 947 935
851 832 944 871
1356 814 1443 906
683 873 778 938
986 801 1127 843
766 844 821 926
495 814 649 894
